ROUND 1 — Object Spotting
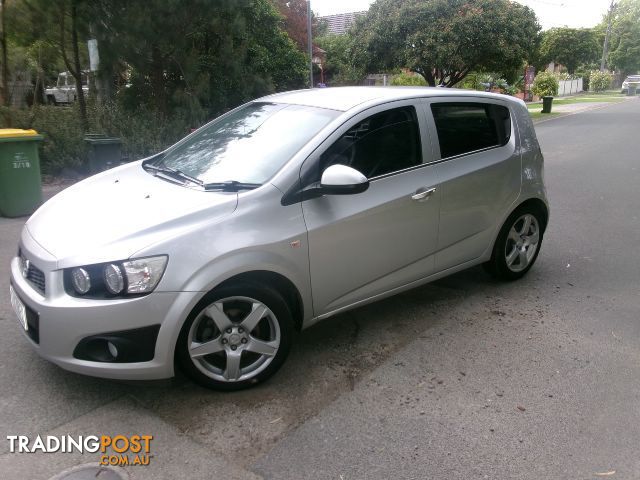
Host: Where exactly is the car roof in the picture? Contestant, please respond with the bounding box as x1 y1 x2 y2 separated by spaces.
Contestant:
259 86 519 112
626 75 640 79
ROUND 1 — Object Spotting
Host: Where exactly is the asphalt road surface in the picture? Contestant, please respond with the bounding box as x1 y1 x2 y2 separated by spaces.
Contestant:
0 98 638 479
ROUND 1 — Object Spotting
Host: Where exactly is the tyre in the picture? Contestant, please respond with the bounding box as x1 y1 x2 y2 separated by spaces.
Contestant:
484 205 545 281
47 96 57 106
176 282 293 391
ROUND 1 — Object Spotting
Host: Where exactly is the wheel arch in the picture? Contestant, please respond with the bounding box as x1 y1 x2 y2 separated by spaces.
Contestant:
484 196 549 261
215 270 305 332
515 197 549 232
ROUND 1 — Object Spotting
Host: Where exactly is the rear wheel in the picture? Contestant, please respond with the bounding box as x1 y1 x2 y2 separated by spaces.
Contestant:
484 206 544 281
176 282 293 391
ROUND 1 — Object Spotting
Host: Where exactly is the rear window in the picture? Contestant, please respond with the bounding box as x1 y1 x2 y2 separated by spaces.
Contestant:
430 103 511 159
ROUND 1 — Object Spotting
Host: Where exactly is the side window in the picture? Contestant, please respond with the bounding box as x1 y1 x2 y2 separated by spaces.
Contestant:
430 103 511 159
318 106 422 179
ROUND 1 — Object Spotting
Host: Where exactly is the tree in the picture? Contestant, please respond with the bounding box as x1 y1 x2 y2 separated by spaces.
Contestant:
607 0 640 75
1 0 8 107
353 0 540 87
60 0 89 131
90 0 307 121
315 34 365 85
6 0 90 128
272 0 325 52
539 27 600 74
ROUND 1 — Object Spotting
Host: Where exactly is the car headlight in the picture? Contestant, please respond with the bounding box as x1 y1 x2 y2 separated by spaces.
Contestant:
122 257 167 294
104 264 125 294
71 267 91 294
65 255 168 298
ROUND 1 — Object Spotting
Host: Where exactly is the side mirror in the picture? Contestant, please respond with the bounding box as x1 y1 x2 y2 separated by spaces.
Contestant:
281 164 370 206
319 164 369 195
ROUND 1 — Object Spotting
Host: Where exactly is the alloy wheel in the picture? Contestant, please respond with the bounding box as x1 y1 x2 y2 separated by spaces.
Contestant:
187 296 281 383
504 213 540 273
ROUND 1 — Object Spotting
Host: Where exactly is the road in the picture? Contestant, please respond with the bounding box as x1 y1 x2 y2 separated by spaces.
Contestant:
0 98 638 479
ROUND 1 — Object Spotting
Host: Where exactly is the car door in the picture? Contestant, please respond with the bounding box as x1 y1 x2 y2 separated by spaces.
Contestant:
300 101 441 316
422 98 521 271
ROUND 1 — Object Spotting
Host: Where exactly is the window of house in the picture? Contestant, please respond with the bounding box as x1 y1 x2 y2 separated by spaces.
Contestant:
318 106 422 179
430 103 511 159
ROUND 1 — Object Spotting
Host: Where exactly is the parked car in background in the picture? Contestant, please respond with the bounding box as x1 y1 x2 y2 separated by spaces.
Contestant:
10 87 548 391
621 75 640 94
45 71 89 105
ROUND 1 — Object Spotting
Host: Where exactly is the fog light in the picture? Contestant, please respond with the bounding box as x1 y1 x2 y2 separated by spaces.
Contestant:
103 264 124 294
107 341 118 358
71 268 91 294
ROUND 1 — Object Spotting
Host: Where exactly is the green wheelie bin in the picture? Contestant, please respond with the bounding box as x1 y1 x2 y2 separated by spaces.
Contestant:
0 129 44 217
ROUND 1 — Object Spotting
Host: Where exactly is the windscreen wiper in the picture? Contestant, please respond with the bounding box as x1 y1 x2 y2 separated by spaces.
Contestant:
142 161 203 187
203 181 261 192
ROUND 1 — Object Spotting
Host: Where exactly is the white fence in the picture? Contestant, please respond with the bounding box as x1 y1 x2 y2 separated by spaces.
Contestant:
557 78 583 96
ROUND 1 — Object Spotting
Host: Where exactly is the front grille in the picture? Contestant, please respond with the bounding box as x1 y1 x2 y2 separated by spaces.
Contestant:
26 264 46 294
19 250 46 295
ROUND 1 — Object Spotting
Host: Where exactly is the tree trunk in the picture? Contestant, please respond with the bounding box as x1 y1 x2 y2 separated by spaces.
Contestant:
151 46 166 115
59 0 88 131
70 1 88 131
416 67 436 87
1 0 9 108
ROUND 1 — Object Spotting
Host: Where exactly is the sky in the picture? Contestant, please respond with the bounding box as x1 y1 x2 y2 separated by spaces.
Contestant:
312 0 614 30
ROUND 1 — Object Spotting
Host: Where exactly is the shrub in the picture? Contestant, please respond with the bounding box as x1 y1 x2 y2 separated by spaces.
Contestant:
1 105 87 174
589 70 612 92
390 72 427 86
531 72 559 97
574 69 590 91
0 102 198 175
88 101 195 161
504 84 520 96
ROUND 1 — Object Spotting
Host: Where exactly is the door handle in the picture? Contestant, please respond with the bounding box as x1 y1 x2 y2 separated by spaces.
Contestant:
411 187 436 201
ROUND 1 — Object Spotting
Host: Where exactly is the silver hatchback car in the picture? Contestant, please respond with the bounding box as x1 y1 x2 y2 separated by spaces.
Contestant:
10 87 548 390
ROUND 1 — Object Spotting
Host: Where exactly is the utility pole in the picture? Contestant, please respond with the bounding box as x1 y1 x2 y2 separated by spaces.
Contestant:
307 0 313 88
600 0 616 72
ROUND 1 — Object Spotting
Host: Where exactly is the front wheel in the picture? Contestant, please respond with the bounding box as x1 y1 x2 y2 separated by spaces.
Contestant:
484 206 545 281
176 282 293 391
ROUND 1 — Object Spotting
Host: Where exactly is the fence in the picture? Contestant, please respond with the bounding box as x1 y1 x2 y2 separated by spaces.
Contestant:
557 78 583 96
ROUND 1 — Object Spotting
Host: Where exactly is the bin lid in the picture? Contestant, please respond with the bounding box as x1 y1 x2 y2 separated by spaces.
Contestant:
0 128 43 142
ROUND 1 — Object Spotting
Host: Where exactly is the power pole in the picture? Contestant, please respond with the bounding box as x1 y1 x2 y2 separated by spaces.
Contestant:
600 0 616 72
307 0 313 88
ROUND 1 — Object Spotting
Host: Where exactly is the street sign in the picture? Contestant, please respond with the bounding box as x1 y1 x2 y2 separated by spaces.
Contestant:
88 39 99 72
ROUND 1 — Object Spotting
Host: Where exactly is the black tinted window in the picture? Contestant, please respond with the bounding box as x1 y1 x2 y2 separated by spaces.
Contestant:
431 103 511 158
319 106 422 179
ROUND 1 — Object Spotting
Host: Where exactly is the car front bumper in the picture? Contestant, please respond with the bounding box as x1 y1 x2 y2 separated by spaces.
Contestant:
9 254 200 381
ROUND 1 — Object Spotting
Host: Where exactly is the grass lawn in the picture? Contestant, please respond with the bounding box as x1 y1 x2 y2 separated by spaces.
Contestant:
529 111 562 122
527 92 626 110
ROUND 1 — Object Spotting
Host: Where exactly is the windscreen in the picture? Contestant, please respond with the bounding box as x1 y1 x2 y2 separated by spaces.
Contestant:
157 102 339 185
